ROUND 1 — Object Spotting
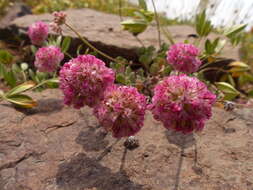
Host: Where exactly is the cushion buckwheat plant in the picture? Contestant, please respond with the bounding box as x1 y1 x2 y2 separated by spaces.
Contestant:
149 74 216 133
167 43 202 74
28 21 49 46
34 46 64 72
59 55 115 109
94 85 147 138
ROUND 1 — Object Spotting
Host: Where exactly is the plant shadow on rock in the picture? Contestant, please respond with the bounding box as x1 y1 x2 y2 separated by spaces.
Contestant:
165 131 196 190
75 125 110 152
56 153 144 190
165 130 195 149
14 98 64 115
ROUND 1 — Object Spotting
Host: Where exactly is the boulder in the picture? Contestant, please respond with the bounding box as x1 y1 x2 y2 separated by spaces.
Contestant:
1 8 240 61
0 89 252 190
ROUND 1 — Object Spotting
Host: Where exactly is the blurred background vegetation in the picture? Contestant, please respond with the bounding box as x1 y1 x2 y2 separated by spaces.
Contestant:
0 0 135 16
0 0 252 69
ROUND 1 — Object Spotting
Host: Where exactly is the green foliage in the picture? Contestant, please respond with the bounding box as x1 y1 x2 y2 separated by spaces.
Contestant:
22 0 135 15
0 49 14 64
121 2 154 36
61 36 71 53
0 81 37 108
195 11 212 37
216 82 240 100
137 44 170 76
239 31 253 66
224 24 247 46
138 0 147 10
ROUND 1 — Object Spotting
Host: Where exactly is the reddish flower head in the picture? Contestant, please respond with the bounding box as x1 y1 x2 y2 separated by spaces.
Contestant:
34 46 64 72
149 74 216 133
59 55 115 109
28 21 49 46
94 85 147 138
52 11 67 25
167 43 202 73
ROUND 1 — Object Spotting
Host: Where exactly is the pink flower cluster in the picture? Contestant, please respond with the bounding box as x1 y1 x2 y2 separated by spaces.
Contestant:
59 55 115 109
50 11 67 33
52 11 67 25
149 74 216 133
28 21 49 46
35 46 64 72
167 43 202 73
94 85 147 138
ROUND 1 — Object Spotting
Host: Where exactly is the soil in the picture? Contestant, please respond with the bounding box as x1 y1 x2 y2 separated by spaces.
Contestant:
0 89 253 190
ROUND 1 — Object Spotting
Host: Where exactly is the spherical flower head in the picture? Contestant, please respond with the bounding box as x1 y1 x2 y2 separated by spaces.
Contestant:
34 46 64 72
59 55 115 109
28 21 49 46
167 43 202 73
94 85 147 138
149 74 216 133
53 11 67 25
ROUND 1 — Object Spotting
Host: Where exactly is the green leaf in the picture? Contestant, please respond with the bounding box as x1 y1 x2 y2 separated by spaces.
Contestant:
228 61 249 69
128 72 136 83
224 24 247 38
205 39 213 54
61 36 71 53
116 74 126 84
0 63 6 79
163 66 172 76
0 50 13 64
4 70 16 87
36 71 48 82
44 78 59 86
30 45 37 55
28 69 36 82
248 89 253 97
138 0 147 10
56 35 62 47
5 81 35 97
150 62 161 75
228 74 235 87
12 64 22 74
76 44 83 55
121 19 148 35
6 94 37 108
136 68 144 77
125 66 132 75
215 39 226 53
195 11 212 37
238 73 253 86
216 82 240 100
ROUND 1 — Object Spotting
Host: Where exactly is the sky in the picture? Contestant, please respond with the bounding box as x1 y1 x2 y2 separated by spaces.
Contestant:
130 0 253 31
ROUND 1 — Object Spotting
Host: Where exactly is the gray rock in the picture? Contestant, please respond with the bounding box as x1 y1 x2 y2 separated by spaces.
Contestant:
0 89 252 190
0 3 31 29
1 8 240 61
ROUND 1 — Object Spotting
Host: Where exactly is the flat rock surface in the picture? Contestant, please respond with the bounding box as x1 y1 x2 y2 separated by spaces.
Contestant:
0 89 253 190
10 8 240 60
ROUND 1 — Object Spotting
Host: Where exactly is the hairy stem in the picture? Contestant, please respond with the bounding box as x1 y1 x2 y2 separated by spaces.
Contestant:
119 0 123 21
134 35 145 47
64 22 117 63
151 0 162 48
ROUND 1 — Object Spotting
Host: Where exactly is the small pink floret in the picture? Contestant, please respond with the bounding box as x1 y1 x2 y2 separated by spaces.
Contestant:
149 74 216 133
59 55 115 109
28 21 49 46
167 43 202 73
34 46 64 72
94 85 147 138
